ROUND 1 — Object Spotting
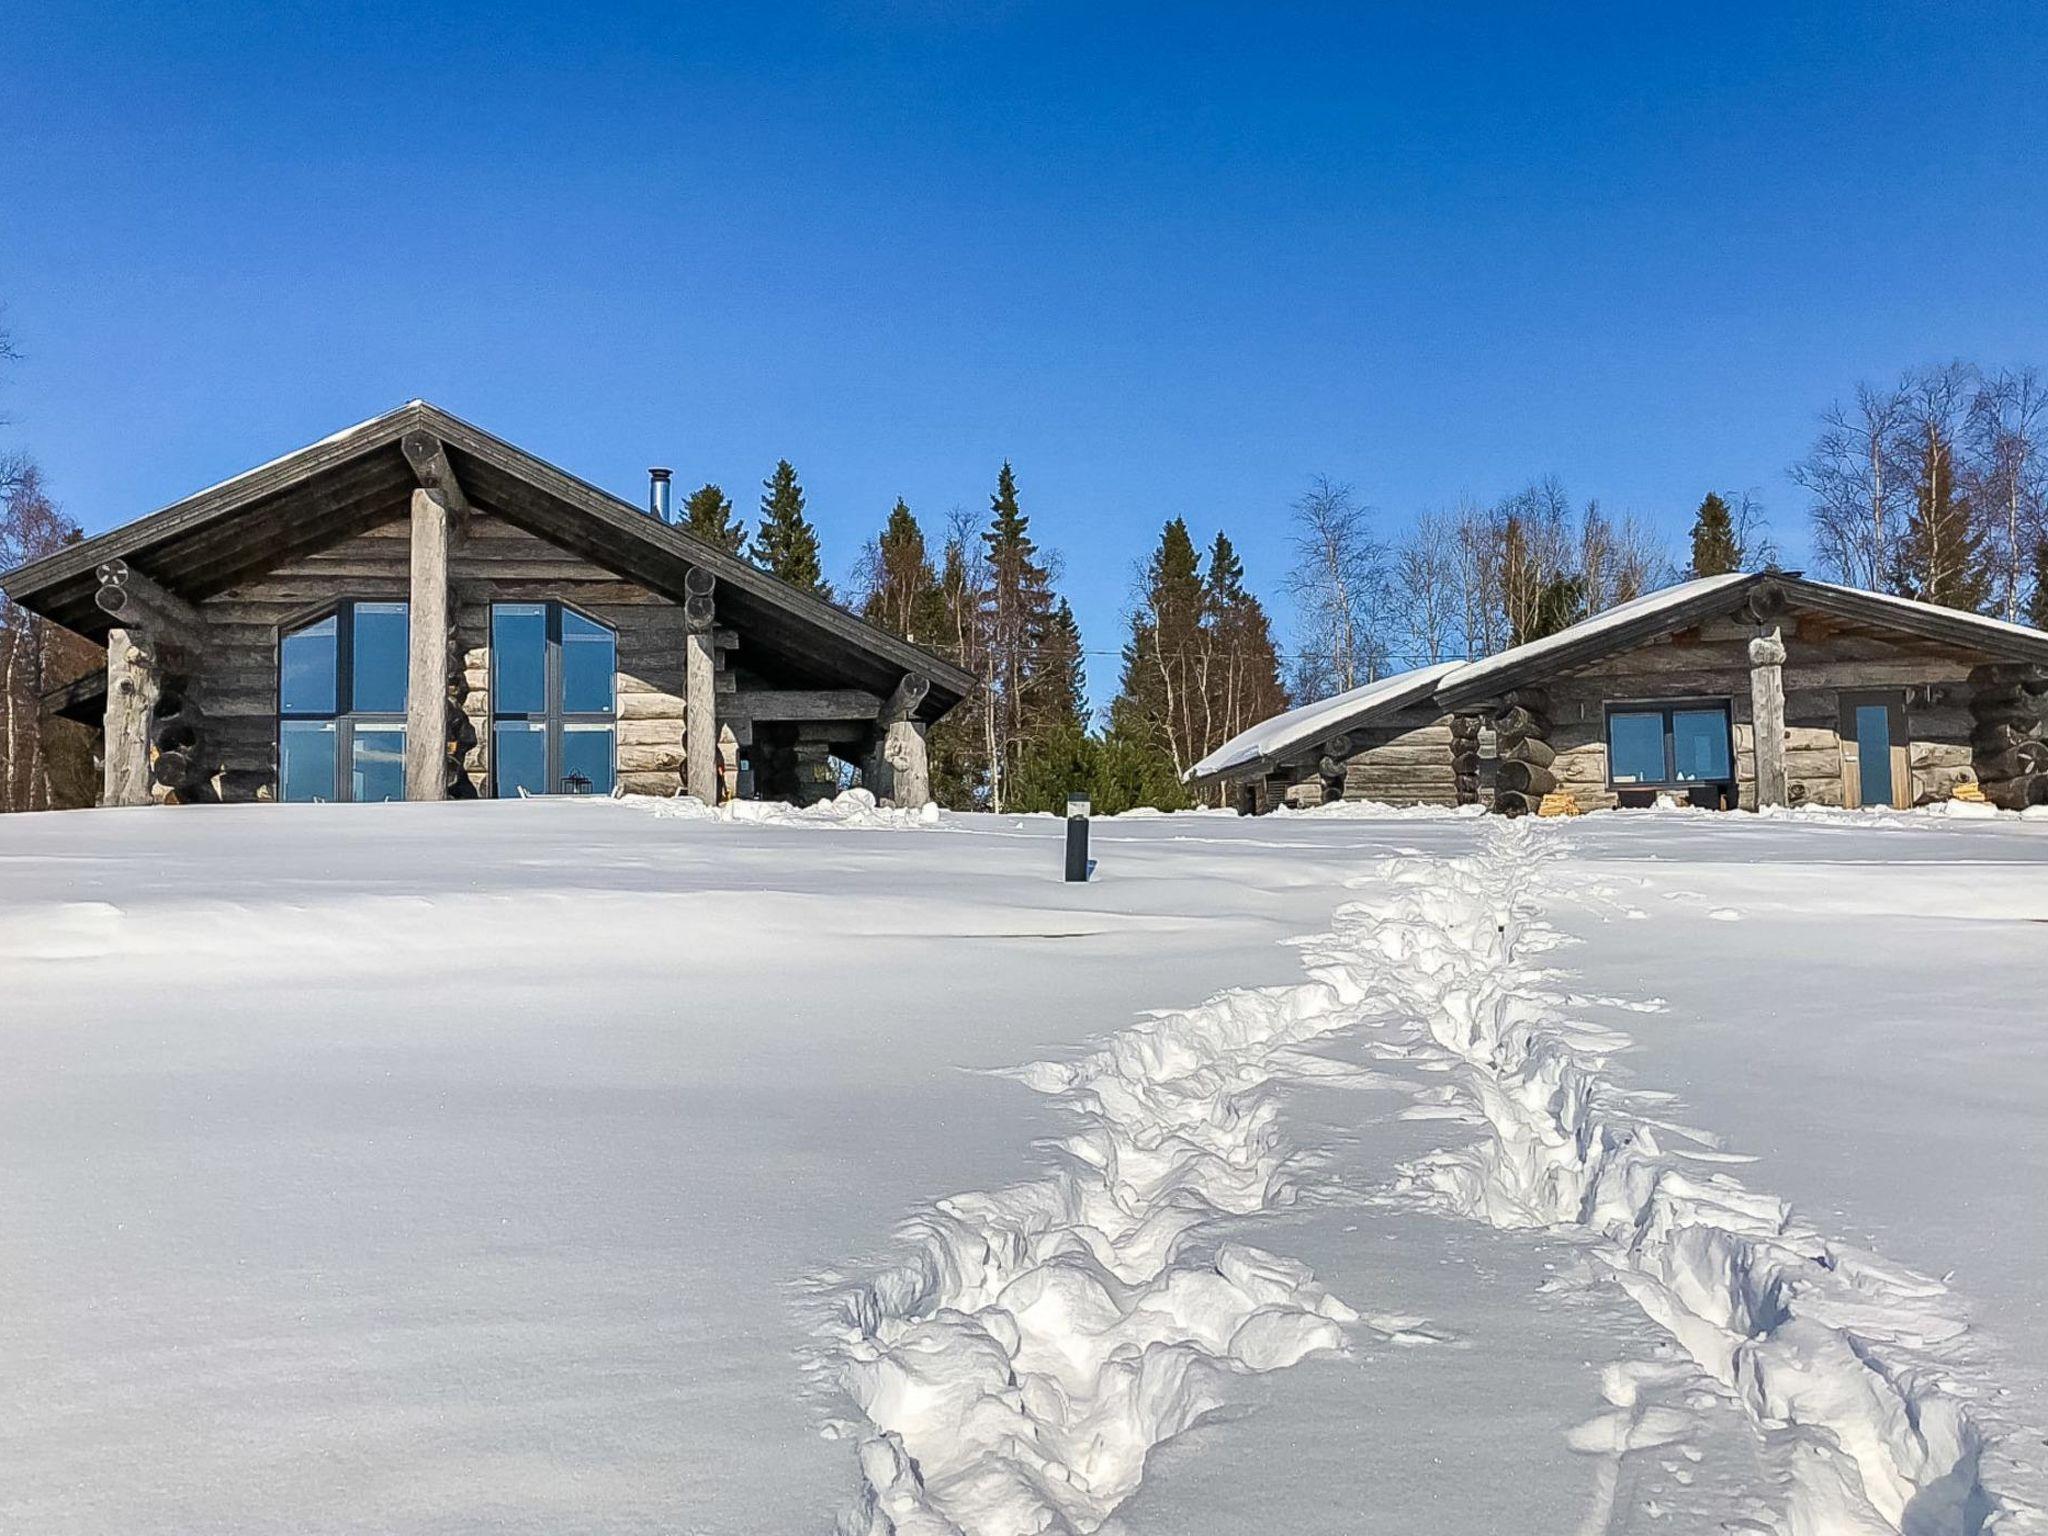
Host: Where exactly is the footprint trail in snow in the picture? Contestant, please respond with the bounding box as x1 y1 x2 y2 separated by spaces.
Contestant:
812 820 2033 1536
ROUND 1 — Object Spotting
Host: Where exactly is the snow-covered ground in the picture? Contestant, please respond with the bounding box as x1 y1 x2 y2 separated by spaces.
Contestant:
1 797 2043 1534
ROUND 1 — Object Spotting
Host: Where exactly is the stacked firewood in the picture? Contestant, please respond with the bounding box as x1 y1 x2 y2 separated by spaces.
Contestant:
1968 664 2048 810
1492 687 1555 817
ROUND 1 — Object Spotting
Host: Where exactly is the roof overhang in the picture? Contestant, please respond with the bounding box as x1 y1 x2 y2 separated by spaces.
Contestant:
0 401 976 720
1184 662 1461 788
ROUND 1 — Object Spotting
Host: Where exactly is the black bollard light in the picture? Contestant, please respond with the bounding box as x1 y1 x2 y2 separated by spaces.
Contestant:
1065 794 1092 882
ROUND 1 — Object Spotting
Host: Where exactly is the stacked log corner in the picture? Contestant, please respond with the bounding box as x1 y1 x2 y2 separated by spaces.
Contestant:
1449 713 1482 806
1967 664 2048 810
149 676 218 803
1491 687 1556 817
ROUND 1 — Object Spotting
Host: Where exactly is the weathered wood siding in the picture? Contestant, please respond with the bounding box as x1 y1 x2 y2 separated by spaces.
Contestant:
1539 612 1986 810
197 511 692 800
1338 707 1462 806
451 514 689 798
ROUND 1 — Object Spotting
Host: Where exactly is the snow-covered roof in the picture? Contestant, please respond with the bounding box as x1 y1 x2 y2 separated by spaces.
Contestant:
1185 661 1464 784
1193 569 2048 785
1438 572 1755 700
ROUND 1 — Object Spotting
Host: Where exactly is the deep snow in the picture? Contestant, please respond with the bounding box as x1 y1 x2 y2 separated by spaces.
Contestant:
1 796 2043 1534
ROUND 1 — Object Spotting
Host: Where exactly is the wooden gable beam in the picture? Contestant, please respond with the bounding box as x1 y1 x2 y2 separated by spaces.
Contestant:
401 430 474 524
94 559 206 655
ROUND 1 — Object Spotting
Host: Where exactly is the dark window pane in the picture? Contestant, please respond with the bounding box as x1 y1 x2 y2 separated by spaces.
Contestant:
351 602 410 714
492 603 547 715
1607 712 1666 784
561 609 616 714
352 725 407 802
280 720 337 801
1672 709 1732 781
1855 703 1894 806
279 614 338 716
494 721 548 797
561 724 615 796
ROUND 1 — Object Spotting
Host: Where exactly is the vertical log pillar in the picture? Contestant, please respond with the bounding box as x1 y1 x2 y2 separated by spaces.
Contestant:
102 626 160 807
1748 625 1789 810
865 672 933 807
684 569 718 803
405 486 451 801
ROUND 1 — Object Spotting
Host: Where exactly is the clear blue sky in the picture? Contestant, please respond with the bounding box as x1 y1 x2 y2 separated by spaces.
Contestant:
5 3 2046 701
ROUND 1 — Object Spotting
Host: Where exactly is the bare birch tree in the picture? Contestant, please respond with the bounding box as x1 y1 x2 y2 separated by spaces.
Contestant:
1285 476 1388 699
1968 367 2048 622
1794 378 1913 588
1391 509 1462 663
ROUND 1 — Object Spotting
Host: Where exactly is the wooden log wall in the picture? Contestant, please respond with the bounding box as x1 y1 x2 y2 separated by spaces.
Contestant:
197 511 702 800
1967 663 2048 810
1526 612 1994 810
1336 707 1464 807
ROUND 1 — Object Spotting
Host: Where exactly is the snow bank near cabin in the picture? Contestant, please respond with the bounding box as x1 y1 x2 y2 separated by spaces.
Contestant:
643 788 942 829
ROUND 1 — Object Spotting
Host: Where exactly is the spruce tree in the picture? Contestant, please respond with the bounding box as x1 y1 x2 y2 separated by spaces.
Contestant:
980 461 1059 805
1688 492 1743 577
1111 518 1206 782
681 483 745 554
1895 428 1991 610
860 498 944 643
2032 538 2048 630
1205 529 1289 742
750 460 831 599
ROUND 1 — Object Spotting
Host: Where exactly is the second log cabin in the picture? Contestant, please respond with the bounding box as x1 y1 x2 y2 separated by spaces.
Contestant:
1189 572 2048 815
1 401 974 808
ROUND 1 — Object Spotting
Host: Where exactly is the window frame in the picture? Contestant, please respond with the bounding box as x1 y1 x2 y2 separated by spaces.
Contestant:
489 600 619 797
1602 696 1736 791
274 598 411 803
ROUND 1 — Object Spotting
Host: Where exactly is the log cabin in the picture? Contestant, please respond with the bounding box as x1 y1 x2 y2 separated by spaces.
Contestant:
1188 572 2048 815
0 401 974 808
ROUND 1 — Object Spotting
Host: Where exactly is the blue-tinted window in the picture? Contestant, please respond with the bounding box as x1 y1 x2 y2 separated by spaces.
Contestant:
350 603 410 713
280 720 337 801
277 604 409 802
493 721 548 797
1607 712 1666 784
490 602 617 796
492 604 548 715
1672 709 1733 782
279 614 337 716
561 609 617 714
352 726 407 802
1855 704 1894 807
561 724 616 796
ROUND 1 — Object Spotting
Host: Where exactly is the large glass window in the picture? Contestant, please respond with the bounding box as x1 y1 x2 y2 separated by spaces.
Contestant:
278 602 409 802
1605 702 1734 788
490 602 617 796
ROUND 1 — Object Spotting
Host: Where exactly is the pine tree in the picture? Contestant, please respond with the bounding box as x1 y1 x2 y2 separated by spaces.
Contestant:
681 483 745 554
1894 428 1992 611
750 460 831 599
858 499 945 643
1688 492 1743 577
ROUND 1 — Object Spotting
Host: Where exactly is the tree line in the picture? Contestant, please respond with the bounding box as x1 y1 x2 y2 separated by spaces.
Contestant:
4 340 2045 815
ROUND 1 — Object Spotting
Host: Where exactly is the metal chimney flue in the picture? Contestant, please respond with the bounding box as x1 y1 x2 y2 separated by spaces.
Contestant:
648 467 673 523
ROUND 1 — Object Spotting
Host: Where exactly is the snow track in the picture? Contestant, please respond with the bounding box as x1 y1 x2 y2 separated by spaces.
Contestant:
815 821 2026 1536
1349 823 2018 1536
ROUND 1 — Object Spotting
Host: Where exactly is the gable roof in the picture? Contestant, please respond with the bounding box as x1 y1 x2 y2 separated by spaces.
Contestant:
0 400 975 717
1188 571 2048 785
1433 571 2048 708
1185 661 1462 787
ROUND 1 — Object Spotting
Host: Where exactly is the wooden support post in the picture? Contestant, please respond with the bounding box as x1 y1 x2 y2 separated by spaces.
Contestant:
405 486 452 801
684 568 718 803
1749 625 1789 810
865 672 932 807
102 627 160 807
